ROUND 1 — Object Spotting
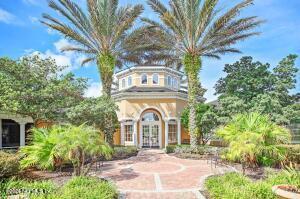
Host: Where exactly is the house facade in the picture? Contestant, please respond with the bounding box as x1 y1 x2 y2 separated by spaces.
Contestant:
112 65 190 148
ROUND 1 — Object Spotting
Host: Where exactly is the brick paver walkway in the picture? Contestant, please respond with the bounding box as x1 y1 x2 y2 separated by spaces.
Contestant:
96 149 235 199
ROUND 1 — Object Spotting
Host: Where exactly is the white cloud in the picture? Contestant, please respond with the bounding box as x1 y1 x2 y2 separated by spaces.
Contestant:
84 82 102 98
22 0 39 6
29 16 38 24
26 38 92 74
0 8 16 24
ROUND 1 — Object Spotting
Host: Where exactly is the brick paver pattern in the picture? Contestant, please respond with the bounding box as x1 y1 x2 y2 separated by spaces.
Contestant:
96 149 234 199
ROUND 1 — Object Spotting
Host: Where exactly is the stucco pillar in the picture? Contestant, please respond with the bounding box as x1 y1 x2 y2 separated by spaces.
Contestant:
120 122 125 145
133 120 137 146
164 120 169 148
19 122 26 146
0 119 2 148
177 119 181 145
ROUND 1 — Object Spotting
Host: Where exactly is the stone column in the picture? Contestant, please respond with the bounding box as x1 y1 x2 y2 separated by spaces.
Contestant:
0 119 2 148
133 120 137 147
19 122 26 146
164 120 169 148
120 121 125 145
177 119 181 145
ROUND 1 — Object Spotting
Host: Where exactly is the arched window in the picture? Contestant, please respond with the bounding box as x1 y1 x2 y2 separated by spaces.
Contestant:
122 78 126 88
141 74 147 84
167 75 172 86
142 112 160 122
152 74 158 85
128 76 132 87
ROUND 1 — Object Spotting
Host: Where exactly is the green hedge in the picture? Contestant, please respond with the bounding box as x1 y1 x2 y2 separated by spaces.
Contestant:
205 171 300 199
280 144 300 164
112 146 138 159
165 145 176 153
0 151 20 178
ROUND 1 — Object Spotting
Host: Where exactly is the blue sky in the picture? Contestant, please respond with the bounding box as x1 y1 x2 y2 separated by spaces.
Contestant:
0 0 299 101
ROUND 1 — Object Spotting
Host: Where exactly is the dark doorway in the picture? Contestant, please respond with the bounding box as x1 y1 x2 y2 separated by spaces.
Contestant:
2 119 20 147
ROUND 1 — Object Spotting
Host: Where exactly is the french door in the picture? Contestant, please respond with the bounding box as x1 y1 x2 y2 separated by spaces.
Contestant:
142 124 160 148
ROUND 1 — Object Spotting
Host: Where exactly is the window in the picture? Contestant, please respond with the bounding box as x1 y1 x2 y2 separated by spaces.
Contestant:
173 78 178 88
167 75 172 86
142 112 160 122
152 74 158 85
168 123 177 144
122 78 126 88
141 74 147 84
125 125 133 142
128 76 132 87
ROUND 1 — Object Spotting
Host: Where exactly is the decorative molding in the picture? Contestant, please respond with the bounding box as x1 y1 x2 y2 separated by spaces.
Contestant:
113 92 188 101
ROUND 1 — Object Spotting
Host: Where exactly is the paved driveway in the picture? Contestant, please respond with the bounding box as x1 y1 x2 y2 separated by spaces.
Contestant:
96 149 234 199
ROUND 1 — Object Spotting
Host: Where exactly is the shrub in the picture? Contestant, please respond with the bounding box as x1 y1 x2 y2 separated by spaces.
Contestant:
112 146 138 159
217 112 291 168
0 151 20 178
279 144 300 164
51 176 118 199
165 145 176 153
205 170 300 199
174 144 218 155
20 124 112 176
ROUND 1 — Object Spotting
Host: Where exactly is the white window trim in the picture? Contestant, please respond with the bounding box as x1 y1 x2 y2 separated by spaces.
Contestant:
141 73 148 85
167 75 172 87
152 73 159 85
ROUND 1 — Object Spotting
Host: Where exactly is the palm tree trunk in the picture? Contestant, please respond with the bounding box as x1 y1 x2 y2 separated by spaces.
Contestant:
183 53 202 151
97 53 116 146
97 53 116 98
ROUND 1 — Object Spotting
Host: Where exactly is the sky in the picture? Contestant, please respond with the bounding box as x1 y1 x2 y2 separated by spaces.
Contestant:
0 0 299 101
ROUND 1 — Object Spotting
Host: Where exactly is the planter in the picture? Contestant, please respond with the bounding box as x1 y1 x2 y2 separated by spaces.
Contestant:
272 185 300 199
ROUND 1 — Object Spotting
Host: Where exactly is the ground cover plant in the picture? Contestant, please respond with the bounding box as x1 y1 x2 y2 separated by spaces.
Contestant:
0 177 118 199
205 169 300 199
112 146 138 160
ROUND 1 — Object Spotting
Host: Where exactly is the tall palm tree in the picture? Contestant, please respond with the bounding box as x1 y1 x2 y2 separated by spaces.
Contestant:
42 0 149 98
144 0 263 149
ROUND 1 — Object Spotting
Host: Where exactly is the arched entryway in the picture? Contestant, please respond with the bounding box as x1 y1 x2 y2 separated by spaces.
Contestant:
139 110 162 148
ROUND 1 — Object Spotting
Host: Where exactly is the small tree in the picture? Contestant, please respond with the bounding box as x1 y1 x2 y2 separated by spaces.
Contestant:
20 124 112 176
0 55 87 123
181 103 218 145
217 112 291 172
66 96 119 146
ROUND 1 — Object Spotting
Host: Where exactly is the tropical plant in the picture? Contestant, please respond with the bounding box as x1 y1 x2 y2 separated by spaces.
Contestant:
0 151 20 178
144 0 263 150
216 112 291 170
42 0 149 97
20 124 112 176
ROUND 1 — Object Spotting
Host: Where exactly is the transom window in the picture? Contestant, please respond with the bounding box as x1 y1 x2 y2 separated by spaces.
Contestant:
125 124 133 142
141 74 147 84
152 74 158 85
142 112 160 122
128 76 132 87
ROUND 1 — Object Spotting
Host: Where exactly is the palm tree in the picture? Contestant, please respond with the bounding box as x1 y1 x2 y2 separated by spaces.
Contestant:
144 0 263 149
42 0 149 97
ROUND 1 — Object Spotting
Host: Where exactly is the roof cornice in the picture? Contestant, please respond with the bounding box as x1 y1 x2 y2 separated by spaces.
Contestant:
112 91 188 101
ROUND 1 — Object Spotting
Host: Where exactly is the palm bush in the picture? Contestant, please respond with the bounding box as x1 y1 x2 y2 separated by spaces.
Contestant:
20 124 112 176
216 112 291 168
144 0 263 150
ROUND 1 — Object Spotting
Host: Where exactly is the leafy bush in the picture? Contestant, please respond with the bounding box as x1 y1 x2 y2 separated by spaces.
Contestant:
279 144 300 164
166 145 176 153
205 170 300 199
112 146 138 159
0 151 20 178
174 144 218 155
217 112 291 168
50 177 118 199
20 124 112 176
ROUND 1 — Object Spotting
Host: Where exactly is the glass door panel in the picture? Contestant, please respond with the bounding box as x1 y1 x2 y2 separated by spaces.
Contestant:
142 125 150 147
151 125 159 147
